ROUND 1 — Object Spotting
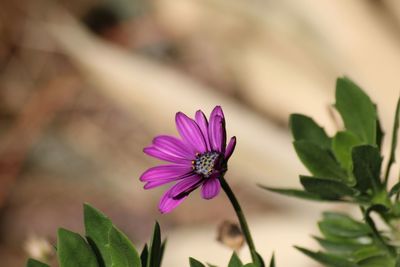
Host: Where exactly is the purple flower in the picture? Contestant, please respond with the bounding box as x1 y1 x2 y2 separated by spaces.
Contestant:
140 106 236 213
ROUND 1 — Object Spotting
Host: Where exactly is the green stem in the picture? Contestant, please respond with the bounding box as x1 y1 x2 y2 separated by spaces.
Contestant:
219 176 260 266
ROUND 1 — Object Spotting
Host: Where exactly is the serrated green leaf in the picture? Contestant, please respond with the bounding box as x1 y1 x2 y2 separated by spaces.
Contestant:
26 259 50 267
228 252 242 267
352 145 382 193
293 141 346 181
295 246 358 267
108 226 141 267
335 77 377 145
140 244 148 267
148 222 161 267
332 131 363 176
258 185 325 201
319 212 371 239
189 257 206 267
57 228 99 267
290 114 331 149
300 176 356 200
84 203 113 267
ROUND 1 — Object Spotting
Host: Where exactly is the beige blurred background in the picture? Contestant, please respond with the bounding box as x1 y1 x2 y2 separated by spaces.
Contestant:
0 0 399 266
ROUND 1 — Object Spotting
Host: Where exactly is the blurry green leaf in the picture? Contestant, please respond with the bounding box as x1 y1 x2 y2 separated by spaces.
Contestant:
108 226 141 267
295 246 358 267
26 259 50 267
300 176 356 200
258 185 325 201
293 141 346 181
332 131 363 175
314 237 371 256
160 239 167 266
243 264 257 267
358 255 395 267
189 257 206 267
352 145 382 192
335 77 377 144
148 222 161 267
206 264 218 267
376 117 384 150
319 212 371 239
57 228 99 267
269 253 275 267
384 97 400 183
84 204 113 267
290 114 331 149
140 244 149 267
228 252 242 267
389 182 400 197
351 246 385 262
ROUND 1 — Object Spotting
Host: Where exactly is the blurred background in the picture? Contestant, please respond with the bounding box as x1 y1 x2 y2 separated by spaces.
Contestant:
0 0 400 266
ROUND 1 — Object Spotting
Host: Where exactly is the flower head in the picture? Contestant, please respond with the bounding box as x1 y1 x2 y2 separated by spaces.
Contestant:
140 106 236 213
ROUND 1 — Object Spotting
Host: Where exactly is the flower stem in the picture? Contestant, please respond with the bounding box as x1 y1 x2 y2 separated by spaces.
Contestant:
219 176 261 266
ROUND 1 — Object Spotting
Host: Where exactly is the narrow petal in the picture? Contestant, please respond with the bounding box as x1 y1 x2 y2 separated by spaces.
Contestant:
208 115 226 153
210 106 225 119
159 189 187 213
201 177 221 199
168 174 202 198
140 165 193 182
153 135 194 160
144 175 190 189
195 110 210 150
224 136 236 161
175 112 207 153
144 146 191 165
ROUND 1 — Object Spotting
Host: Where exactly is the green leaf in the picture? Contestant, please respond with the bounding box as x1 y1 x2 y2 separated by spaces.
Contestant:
189 257 206 267
243 264 257 267
389 182 400 197
84 203 113 267
258 185 325 201
351 246 385 262
314 237 372 255
140 244 149 267
376 117 384 150
148 222 162 267
384 97 400 183
108 226 141 267
358 255 395 267
332 131 363 175
352 145 382 192
269 253 275 267
295 246 358 267
57 228 99 267
335 77 377 144
300 176 356 200
290 114 331 149
206 264 218 267
293 141 346 181
160 239 167 266
26 259 50 267
319 212 371 239
228 252 242 267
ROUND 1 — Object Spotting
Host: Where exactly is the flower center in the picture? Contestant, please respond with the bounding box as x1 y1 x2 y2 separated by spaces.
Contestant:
193 152 220 178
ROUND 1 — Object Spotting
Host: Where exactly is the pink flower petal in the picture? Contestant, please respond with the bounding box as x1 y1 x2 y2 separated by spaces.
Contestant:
195 110 210 151
143 146 191 164
208 115 226 153
201 177 221 199
176 112 207 153
153 135 194 160
140 165 193 182
159 189 187 213
168 174 202 198
224 136 236 161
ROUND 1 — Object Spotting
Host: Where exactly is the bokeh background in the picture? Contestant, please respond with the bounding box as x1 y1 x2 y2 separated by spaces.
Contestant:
1 0 399 266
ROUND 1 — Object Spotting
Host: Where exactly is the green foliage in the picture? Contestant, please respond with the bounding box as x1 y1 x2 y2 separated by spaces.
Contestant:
26 204 165 267
261 77 400 266
57 228 99 267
